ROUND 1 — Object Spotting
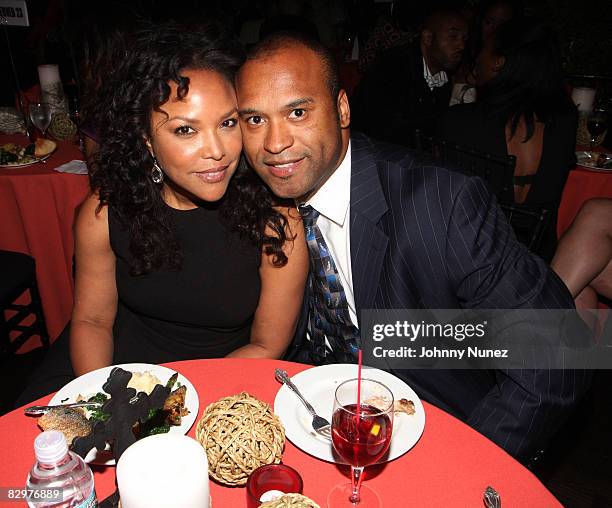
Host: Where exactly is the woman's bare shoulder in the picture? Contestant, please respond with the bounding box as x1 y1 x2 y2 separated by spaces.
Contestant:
75 192 109 237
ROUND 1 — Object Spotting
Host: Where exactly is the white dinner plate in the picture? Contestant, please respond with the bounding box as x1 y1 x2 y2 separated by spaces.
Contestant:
274 364 425 464
0 151 54 168
49 363 199 465
576 151 612 172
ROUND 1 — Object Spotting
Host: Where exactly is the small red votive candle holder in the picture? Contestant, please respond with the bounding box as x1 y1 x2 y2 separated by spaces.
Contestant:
246 464 303 508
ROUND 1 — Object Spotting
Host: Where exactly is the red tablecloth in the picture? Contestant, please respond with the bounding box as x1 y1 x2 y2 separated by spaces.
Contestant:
0 359 561 507
557 166 612 237
0 134 89 346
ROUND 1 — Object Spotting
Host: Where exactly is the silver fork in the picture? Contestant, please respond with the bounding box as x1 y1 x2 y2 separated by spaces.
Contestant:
483 486 501 508
275 368 331 438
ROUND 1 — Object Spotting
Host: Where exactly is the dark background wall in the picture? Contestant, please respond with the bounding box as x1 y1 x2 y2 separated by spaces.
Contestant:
1 0 611 107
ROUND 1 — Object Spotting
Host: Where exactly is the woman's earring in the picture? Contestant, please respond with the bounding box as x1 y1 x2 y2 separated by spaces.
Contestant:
151 158 164 184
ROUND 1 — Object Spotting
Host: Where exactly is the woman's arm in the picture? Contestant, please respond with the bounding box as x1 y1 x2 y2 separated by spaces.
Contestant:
227 207 309 359
70 193 118 375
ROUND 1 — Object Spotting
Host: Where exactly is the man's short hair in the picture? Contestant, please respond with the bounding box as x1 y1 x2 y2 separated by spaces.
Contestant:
246 31 340 100
421 6 465 34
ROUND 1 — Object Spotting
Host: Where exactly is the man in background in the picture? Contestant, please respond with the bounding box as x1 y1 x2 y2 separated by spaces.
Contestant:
351 7 468 147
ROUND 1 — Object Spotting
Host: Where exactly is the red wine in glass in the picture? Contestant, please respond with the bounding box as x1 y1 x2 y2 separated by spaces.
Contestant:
328 378 394 507
332 404 392 467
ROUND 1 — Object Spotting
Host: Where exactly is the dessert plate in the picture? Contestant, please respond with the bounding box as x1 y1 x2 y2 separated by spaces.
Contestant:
576 151 612 172
274 364 425 464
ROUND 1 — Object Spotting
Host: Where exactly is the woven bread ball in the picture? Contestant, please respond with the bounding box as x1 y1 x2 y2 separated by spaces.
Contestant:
195 392 285 486
260 493 321 508
49 112 77 140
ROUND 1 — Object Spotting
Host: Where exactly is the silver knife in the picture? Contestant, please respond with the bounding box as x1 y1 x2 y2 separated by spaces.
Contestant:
24 401 103 416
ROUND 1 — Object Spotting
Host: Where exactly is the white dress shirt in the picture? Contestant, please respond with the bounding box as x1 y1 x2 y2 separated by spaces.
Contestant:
423 57 448 90
302 141 358 328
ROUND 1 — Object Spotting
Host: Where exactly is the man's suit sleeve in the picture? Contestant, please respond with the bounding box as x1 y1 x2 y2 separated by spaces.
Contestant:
444 175 591 462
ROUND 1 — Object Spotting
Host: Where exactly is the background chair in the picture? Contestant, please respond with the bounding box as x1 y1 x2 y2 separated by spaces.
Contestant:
429 138 554 257
0 250 49 359
431 137 516 203
501 203 553 254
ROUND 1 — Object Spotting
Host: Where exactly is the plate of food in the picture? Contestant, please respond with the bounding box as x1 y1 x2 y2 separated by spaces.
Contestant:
274 364 425 464
0 139 57 167
39 363 199 465
576 151 612 172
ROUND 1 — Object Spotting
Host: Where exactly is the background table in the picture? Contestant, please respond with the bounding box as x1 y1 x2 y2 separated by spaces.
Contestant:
557 165 612 237
0 134 89 347
0 359 561 507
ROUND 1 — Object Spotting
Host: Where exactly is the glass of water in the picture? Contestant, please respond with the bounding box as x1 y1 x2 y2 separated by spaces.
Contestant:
28 102 52 138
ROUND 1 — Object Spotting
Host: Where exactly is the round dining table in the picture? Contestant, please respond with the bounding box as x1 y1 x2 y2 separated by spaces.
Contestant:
0 358 560 507
557 163 612 237
0 134 89 347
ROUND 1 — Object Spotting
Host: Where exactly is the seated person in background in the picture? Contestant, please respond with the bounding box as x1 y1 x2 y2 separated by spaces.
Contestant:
552 198 612 310
16 21 308 406
437 18 577 262
480 0 519 40
351 6 468 147
451 0 520 105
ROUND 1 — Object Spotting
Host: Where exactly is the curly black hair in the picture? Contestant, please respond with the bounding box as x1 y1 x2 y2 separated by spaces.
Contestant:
90 20 290 276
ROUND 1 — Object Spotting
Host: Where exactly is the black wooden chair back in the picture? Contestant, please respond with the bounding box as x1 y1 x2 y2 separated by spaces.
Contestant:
431 137 516 203
429 137 553 257
0 250 49 360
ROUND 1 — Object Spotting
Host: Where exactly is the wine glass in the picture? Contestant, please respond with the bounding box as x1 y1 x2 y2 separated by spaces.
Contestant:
587 108 608 152
28 102 52 139
328 378 394 507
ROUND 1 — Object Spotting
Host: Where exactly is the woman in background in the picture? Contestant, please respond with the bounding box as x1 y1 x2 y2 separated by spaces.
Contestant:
438 18 577 261
17 20 308 404
450 0 519 105
552 199 612 310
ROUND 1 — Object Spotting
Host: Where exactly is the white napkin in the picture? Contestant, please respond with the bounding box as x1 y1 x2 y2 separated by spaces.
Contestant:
54 160 88 175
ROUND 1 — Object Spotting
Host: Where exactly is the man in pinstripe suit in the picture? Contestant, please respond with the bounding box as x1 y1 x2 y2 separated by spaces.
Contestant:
236 34 589 464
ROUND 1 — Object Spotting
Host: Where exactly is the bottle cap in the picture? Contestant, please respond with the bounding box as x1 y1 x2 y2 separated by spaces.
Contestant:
34 431 69 464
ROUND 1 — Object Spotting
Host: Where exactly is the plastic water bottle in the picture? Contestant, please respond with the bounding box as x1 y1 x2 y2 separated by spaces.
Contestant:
26 430 97 507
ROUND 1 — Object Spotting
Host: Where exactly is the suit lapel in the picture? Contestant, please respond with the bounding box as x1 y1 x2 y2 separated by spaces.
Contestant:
350 134 389 321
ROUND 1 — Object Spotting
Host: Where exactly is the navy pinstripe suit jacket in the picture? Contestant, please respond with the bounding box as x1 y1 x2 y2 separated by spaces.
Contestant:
290 132 589 463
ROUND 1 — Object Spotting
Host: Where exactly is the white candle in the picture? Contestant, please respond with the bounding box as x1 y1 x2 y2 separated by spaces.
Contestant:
117 434 210 508
37 64 61 89
37 64 67 114
571 87 596 113
259 489 285 502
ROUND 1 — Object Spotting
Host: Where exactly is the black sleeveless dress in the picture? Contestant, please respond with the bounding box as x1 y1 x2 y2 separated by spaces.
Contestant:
15 203 261 405
109 203 261 363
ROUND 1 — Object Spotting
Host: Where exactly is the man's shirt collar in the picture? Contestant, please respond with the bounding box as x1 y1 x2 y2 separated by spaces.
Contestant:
301 140 351 226
423 57 448 90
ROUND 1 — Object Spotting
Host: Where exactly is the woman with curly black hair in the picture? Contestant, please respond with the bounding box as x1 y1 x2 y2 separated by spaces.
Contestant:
66 20 309 376
15 20 308 403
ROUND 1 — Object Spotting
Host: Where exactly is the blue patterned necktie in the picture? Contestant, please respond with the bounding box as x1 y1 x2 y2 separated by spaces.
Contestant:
299 204 359 363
